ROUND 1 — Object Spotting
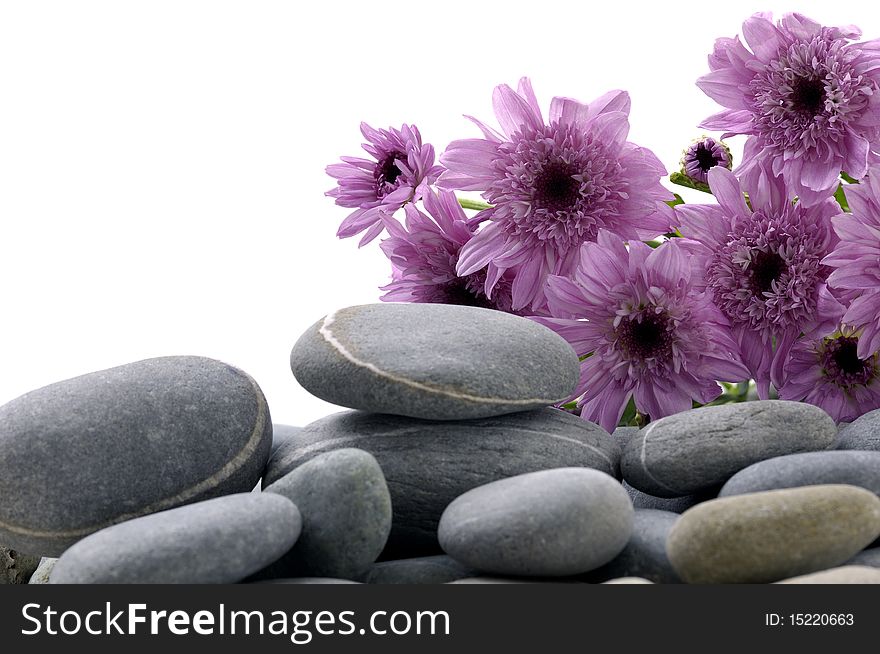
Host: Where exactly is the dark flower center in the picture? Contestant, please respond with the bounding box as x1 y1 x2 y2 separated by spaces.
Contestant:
695 144 719 172
749 250 787 294
377 152 404 188
831 338 865 376
617 312 673 361
533 162 581 213
790 76 826 116
438 278 493 310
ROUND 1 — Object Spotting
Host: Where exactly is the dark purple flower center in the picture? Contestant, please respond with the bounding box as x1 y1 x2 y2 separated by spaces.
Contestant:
822 336 877 389
533 162 581 212
749 249 787 294
616 312 673 361
695 143 721 172
790 76 827 116
375 152 405 195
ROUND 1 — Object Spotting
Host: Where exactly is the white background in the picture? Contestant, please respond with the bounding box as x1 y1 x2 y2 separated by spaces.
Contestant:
1 1 877 426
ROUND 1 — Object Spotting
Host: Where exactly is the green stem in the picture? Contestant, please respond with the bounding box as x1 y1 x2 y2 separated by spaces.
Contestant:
834 184 850 212
840 171 859 184
458 198 493 211
669 172 712 194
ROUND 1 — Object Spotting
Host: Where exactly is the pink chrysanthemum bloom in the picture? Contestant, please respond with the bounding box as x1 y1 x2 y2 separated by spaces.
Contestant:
698 12 880 206
438 78 674 312
533 231 749 432
326 123 444 245
379 188 516 312
676 166 845 398
823 169 880 358
779 327 880 422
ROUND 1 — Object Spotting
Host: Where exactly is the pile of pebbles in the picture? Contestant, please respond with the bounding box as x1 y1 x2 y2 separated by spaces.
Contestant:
2 302 880 584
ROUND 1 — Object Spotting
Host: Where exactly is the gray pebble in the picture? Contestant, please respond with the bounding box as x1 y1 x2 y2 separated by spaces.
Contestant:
439 468 633 577
838 408 880 451
0 356 272 556
290 303 578 420
50 493 300 584
583 509 681 584
719 451 880 497
624 481 714 514
846 548 880 568
776 566 880 584
667 485 880 584
264 409 619 558
261 449 391 579
359 556 478 584
622 401 837 497
27 558 57 584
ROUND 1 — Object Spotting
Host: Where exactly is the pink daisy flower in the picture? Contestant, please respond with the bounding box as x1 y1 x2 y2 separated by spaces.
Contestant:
779 328 880 422
438 77 674 312
823 167 880 358
379 188 516 312
326 123 443 246
533 231 749 432
676 166 845 397
697 12 880 206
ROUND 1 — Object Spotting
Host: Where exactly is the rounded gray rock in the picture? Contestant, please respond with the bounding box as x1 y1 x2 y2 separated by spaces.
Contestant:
667 485 880 584
264 409 620 558
622 401 837 497
50 493 300 584
261 448 391 579
624 481 714 514
719 451 880 497
776 566 880 584
583 509 681 584
838 408 880 451
27 558 56 584
290 303 579 420
438 468 633 577
846 547 880 568
359 556 478 584
0 356 273 556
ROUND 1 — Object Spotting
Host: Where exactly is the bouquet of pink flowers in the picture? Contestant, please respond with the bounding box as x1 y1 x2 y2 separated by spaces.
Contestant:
326 12 880 430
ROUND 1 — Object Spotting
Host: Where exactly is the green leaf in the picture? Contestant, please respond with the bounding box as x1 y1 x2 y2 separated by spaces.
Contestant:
669 172 712 194
840 171 859 184
834 184 850 212
618 397 637 427
665 193 685 207
457 197 493 211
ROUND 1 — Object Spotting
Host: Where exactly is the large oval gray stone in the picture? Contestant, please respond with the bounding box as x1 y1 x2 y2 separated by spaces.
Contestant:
264 409 620 558
359 556 478 584
50 493 300 584
838 408 880 451
290 303 579 420
719 451 880 497
438 468 633 577
667 485 880 584
0 356 272 556
583 509 681 584
261 448 391 579
622 401 836 497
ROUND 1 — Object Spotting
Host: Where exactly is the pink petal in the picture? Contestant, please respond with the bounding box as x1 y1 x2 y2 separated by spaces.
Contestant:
492 83 542 139
708 167 750 219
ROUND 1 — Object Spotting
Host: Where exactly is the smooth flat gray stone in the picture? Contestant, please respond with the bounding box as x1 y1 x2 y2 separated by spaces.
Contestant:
264 409 620 558
439 468 633 577
623 481 714 514
1 547 40 584
0 356 272 556
667 485 880 584
583 509 681 584
261 449 391 579
846 547 880 568
290 303 579 420
622 401 837 497
838 409 880 451
271 425 302 457
719 451 880 497
359 555 478 584
50 493 300 584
